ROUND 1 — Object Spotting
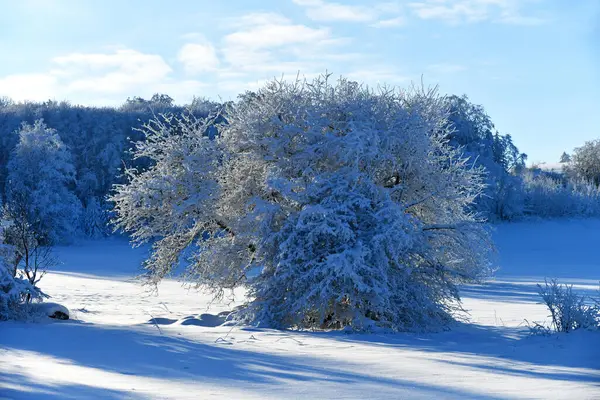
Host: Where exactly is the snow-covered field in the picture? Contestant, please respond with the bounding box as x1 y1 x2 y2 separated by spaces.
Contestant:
1 220 599 399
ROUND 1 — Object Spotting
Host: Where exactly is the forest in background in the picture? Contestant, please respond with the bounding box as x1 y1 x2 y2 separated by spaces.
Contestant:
0 88 598 245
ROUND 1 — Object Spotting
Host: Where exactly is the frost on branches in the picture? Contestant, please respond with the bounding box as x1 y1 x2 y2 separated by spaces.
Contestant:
0 220 43 320
112 75 493 332
5 120 82 244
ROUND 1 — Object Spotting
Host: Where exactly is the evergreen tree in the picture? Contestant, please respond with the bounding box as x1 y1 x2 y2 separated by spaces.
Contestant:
560 151 572 163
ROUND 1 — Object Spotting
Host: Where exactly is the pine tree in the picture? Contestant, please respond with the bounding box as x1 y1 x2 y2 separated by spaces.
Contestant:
560 152 571 163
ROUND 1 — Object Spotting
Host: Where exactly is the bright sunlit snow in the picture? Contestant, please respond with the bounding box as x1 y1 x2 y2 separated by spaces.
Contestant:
1 220 599 399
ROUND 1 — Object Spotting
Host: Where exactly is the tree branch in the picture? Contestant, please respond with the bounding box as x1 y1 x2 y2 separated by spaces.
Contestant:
422 222 467 231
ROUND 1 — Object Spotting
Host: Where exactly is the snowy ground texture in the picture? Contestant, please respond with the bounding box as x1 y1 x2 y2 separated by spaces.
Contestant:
1 220 600 399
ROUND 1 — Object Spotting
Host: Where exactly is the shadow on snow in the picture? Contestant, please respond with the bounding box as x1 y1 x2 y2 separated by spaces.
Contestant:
2 318 599 399
289 322 600 384
460 278 599 304
0 371 143 400
0 320 544 400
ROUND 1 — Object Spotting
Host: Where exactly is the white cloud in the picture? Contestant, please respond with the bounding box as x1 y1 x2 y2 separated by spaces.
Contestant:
54 49 171 73
215 78 272 96
293 0 406 27
292 0 377 22
53 49 173 94
223 14 330 50
0 10 412 105
178 42 220 74
221 13 336 71
154 80 209 103
408 0 545 25
0 48 207 105
410 1 488 23
0 73 59 102
207 12 407 94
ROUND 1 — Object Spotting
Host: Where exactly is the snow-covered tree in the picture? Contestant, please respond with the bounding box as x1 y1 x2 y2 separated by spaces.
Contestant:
2 204 57 292
5 120 82 244
112 75 494 331
444 95 526 220
81 197 109 238
560 152 571 163
570 140 600 185
0 95 222 236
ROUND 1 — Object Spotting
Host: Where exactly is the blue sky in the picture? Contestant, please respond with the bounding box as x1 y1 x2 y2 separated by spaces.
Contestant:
0 0 598 162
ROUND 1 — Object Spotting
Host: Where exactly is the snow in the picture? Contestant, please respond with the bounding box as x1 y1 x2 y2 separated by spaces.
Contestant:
34 302 70 319
2 220 600 399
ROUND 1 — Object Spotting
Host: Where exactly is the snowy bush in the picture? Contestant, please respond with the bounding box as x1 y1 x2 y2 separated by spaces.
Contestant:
112 75 493 332
521 170 600 218
0 256 43 320
536 279 599 333
0 224 44 321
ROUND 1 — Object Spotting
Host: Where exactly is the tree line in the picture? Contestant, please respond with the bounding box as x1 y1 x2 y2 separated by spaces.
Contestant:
0 94 220 243
0 87 598 247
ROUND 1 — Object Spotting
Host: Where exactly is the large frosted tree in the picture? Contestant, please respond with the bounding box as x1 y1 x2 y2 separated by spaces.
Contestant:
5 120 82 244
112 75 493 332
